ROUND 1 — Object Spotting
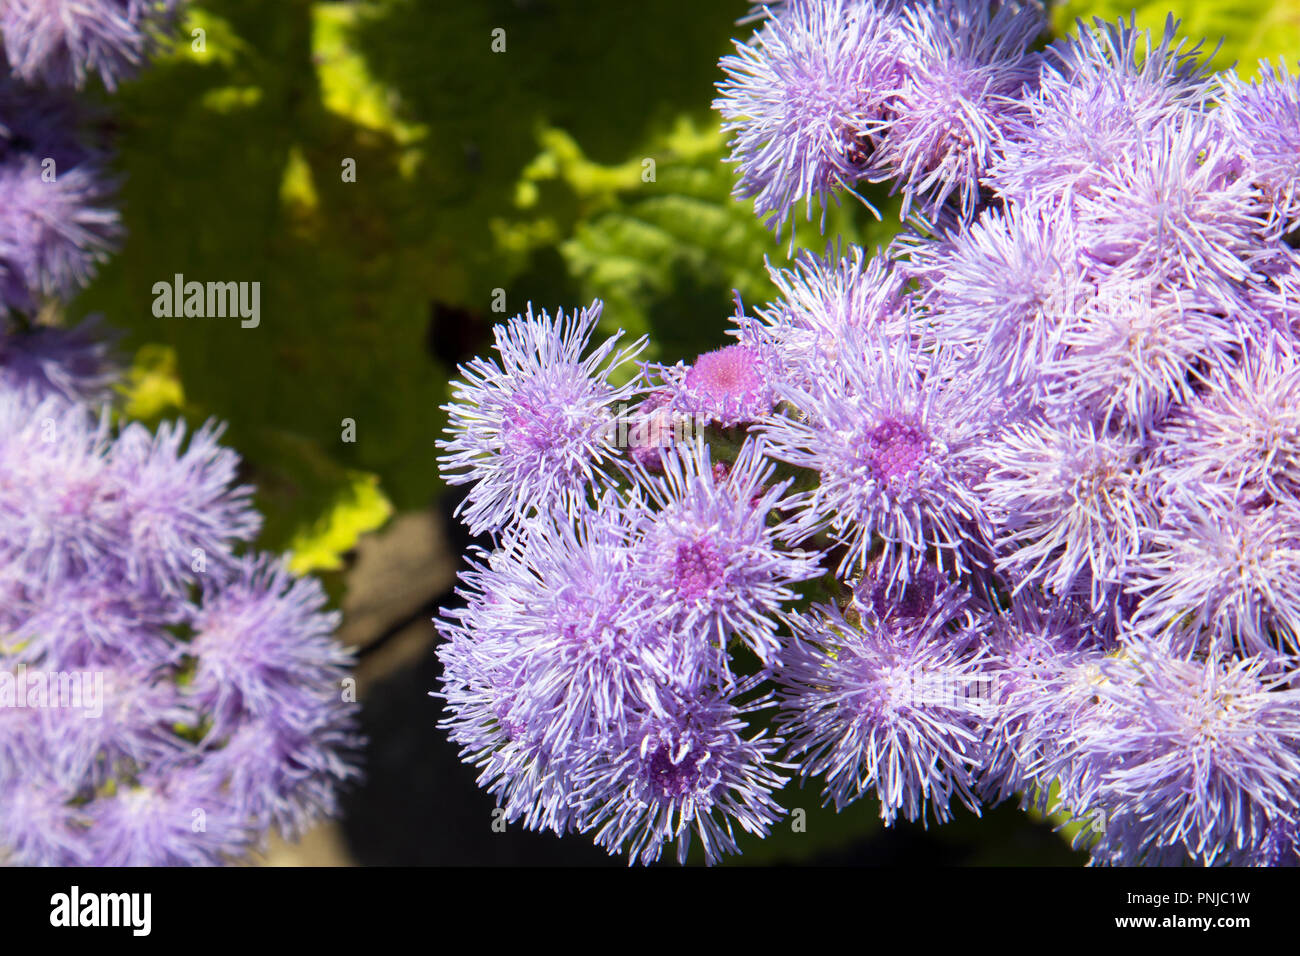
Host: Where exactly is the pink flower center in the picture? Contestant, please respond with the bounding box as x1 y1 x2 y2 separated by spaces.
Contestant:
685 345 764 398
502 396 565 452
672 540 726 600
867 418 930 484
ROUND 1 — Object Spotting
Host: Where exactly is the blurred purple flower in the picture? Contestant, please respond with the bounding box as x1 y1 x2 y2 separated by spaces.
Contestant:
1 0 184 91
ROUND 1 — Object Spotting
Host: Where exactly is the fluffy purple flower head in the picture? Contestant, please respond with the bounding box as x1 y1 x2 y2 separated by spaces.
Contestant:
436 496 672 770
873 0 1043 221
979 595 1112 805
81 765 252 867
572 685 788 865
905 201 1088 399
631 435 820 682
1043 276 1250 434
1218 60 1300 238
1 0 184 91
1074 113 1265 295
0 79 121 313
8 571 180 668
1054 642 1300 866
0 390 117 585
439 300 646 537
108 418 262 595
33 662 194 789
740 245 908 382
978 417 1159 609
188 555 356 739
436 472 805 856
714 0 902 234
987 14 1216 205
776 592 991 824
1154 335 1300 506
197 707 362 843
1131 493 1300 657
0 768 88 866
760 327 998 589
436 602 581 835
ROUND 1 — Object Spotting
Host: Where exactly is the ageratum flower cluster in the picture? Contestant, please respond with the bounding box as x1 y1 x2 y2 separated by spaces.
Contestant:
437 0 1300 867
0 387 362 866
0 1 362 866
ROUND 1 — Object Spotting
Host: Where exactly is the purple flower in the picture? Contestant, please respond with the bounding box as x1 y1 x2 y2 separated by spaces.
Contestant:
33 663 194 790
0 79 120 312
436 609 581 835
740 245 908 383
714 0 902 234
198 708 362 843
0 390 116 586
435 496 671 770
108 418 261 595
188 555 354 739
0 389 259 593
987 14 1215 205
1218 60 1300 239
1074 112 1265 295
1154 333 1300 506
82 766 251 867
979 595 1112 805
904 201 1088 401
427 0 1300 866
1054 641 1300 866
1 0 184 91
776 593 992 825
631 435 820 682
572 685 788 865
1132 494 1300 657
438 301 645 537
9 572 180 668
874 0 1043 221
977 417 1158 608
760 327 999 588
0 769 88 866
1042 275 1250 434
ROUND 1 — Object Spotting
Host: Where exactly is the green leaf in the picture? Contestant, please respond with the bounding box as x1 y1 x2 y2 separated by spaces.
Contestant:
286 470 394 574
502 115 905 365
240 428 392 567
116 344 185 423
